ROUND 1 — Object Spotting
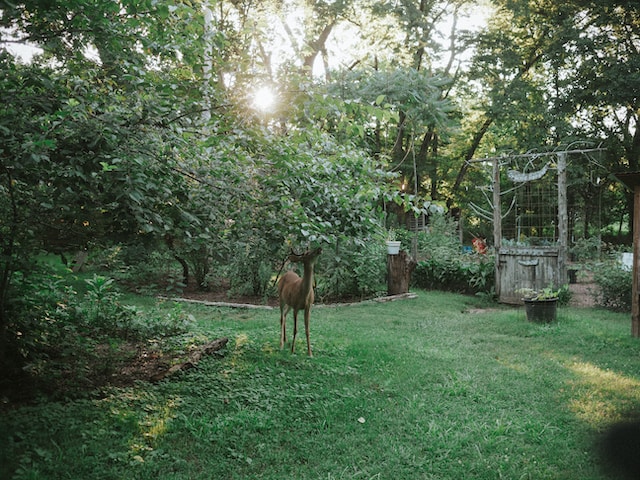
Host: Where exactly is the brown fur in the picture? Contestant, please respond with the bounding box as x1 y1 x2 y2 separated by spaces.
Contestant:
277 248 322 357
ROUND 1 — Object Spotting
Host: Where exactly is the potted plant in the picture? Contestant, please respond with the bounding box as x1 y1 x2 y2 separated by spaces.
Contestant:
385 228 401 255
517 285 561 323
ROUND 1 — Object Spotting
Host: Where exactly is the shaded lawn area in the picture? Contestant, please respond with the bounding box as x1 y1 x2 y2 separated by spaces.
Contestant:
2 291 639 479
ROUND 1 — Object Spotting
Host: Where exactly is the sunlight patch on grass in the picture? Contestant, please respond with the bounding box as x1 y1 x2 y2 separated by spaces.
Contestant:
495 356 532 374
132 396 181 461
234 333 249 350
567 361 640 427
225 333 250 372
96 389 183 464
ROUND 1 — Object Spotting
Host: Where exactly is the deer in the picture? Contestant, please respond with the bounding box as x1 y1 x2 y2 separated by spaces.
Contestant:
277 247 322 357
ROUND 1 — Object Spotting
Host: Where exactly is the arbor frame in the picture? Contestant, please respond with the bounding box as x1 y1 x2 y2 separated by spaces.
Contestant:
469 146 606 304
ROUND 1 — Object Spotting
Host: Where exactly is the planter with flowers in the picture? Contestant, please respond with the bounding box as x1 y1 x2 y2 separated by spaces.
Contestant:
517 286 561 323
385 229 401 255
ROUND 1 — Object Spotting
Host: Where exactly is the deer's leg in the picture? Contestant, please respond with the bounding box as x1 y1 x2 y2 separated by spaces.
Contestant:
304 307 312 357
280 305 289 350
291 310 298 354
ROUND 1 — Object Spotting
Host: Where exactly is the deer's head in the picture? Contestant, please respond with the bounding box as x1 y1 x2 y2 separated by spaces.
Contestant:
288 247 322 264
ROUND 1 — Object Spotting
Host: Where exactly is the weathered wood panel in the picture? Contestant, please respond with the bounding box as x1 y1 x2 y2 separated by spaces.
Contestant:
498 247 560 304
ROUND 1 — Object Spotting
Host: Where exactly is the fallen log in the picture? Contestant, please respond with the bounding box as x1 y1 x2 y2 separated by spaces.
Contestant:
150 337 228 382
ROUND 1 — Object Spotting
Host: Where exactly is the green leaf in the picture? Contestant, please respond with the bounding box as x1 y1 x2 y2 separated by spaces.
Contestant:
100 162 118 172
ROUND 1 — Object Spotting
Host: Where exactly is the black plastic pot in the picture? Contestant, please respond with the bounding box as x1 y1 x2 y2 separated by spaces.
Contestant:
524 298 558 323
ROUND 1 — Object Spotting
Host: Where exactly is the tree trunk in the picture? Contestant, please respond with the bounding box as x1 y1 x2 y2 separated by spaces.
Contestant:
450 115 493 203
303 22 335 78
393 111 407 164
175 255 190 286
387 250 417 295
164 235 190 285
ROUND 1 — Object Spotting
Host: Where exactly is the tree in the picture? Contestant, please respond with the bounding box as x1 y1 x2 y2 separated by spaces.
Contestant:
450 0 640 209
0 0 211 364
0 0 417 363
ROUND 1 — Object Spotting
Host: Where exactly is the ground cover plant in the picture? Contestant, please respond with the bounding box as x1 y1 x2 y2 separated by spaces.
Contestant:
2 290 639 479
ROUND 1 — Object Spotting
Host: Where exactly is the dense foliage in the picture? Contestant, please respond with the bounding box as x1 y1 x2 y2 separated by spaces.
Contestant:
408 216 495 295
6 263 195 397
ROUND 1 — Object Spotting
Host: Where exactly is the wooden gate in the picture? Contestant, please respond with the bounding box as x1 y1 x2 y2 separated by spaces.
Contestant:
498 247 560 304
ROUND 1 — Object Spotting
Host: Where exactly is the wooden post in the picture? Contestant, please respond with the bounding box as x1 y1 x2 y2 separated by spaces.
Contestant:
633 184 640 337
387 250 416 295
557 152 568 285
614 172 640 338
493 156 502 299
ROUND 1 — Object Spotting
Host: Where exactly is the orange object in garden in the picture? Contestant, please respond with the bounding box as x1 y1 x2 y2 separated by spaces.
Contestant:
472 237 487 254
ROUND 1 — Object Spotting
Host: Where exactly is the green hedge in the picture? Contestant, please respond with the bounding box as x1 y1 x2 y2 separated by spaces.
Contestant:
413 255 495 295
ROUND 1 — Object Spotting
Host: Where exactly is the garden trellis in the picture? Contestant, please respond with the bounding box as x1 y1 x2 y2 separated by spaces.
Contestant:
468 144 607 303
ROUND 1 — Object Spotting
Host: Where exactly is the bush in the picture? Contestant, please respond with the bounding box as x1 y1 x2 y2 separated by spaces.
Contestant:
413 255 495 295
317 238 387 301
352 240 388 297
227 239 278 300
570 236 602 262
396 212 495 296
89 244 184 294
3 266 195 397
592 261 632 311
556 284 573 306
81 275 137 338
5 269 85 375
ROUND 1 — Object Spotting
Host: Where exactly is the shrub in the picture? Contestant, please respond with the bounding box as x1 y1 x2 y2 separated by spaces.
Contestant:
352 240 388 297
89 244 184 294
411 215 461 260
592 261 632 311
399 212 495 296
317 238 387 301
559 284 572 305
5 270 84 374
466 257 496 295
4 266 195 397
413 255 495 295
570 236 602 262
227 240 278 300
81 275 137 337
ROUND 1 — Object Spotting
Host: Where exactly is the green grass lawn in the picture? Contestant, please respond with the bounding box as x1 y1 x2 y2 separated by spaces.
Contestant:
2 291 639 479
